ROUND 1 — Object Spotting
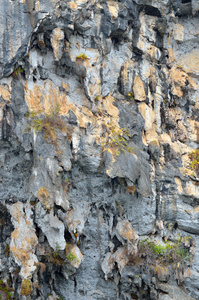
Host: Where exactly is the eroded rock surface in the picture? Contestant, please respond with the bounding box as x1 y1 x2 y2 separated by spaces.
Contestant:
0 0 199 299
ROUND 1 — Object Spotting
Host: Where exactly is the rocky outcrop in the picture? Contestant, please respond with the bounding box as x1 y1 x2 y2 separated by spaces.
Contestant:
0 0 199 299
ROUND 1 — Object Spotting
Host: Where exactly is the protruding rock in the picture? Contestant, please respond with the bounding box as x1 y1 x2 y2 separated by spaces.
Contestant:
133 76 146 101
35 203 66 250
65 243 83 268
9 202 38 278
51 28 65 61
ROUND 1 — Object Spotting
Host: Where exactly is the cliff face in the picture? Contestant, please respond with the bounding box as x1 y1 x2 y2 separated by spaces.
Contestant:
0 0 199 299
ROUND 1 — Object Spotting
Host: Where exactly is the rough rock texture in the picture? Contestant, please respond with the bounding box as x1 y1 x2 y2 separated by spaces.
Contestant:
0 0 199 299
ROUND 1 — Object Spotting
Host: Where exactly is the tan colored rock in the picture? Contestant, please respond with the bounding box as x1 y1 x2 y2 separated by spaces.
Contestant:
51 28 64 61
0 84 11 102
116 220 139 244
185 181 199 200
169 67 188 97
187 76 197 90
133 76 146 101
24 80 67 114
176 50 199 75
61 82 70 93
138 103 157 144
107 1 118 19
156 265 170 282
173 23 184 42
102 96 119 119
9 203 38 278
114 247 129 272
175 177 184 194
68 1 77 9
65 201 90 239
167 48 175 65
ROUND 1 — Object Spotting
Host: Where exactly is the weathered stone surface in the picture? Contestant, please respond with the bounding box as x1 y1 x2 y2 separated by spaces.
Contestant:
133 75 146 101
9 202 38 278
35 203 66 250
65 243 83 268
0 0 199 299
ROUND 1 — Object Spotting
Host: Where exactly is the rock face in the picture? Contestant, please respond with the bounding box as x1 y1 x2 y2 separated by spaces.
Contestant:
0 0 199 299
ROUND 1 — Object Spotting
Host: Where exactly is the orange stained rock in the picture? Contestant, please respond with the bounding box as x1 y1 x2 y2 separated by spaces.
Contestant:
167 48 175 65
11 245 30 262
107 1 119 19
155 265 170 282
116 220 139 243
69 2 77 9
169 67 188 97
10 203 38 278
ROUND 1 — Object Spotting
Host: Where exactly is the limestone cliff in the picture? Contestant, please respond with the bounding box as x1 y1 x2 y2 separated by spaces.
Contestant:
0 0 199 299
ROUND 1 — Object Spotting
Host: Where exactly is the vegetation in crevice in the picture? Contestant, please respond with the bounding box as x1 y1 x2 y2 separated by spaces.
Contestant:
75 53 88 61
104 125 133 156
12 66 25 78
20 279 32 296
66 252 79 263
130 236 192 268
25 103 73 156
0 279 14 300
188 149 199 176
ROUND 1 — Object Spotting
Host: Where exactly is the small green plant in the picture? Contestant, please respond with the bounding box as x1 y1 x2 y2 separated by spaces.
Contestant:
12 67 24 77
189 149 199 175
56 296 64 300
128 92 134 100
53 244 61 259
76 53 88 61
66 253 79 263
0 279 14 300
137 237 191 267
104 125 133 156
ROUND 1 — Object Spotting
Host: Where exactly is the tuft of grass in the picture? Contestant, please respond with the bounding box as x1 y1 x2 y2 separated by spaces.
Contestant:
137 237 192 267
21 279 32 296
12 66 25 78
26 103 73 156
76 53 88 61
